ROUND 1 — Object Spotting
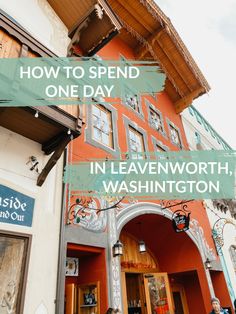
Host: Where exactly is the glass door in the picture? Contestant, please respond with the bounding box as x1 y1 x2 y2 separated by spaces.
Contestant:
143 273 174 314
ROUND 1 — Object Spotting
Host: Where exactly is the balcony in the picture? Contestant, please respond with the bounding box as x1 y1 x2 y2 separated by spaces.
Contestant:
47 0 122 57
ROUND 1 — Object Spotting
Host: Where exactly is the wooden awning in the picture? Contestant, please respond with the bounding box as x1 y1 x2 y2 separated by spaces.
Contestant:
106 0 210 112
47 0 210 112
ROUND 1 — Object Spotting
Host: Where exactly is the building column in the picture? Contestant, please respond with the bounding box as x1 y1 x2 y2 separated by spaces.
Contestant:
197 267 214 312
107 208 123 311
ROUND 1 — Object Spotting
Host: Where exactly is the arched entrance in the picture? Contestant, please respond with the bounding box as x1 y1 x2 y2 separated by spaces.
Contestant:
115 203 215 314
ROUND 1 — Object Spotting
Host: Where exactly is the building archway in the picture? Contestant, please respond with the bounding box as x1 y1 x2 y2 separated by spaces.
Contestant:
117 202 201 254
114 202 232 314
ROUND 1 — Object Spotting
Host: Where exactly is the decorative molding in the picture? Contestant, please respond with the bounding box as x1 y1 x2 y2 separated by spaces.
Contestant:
107 208 122 310
66 197 108 233
212 218 236 255
190 219 216 261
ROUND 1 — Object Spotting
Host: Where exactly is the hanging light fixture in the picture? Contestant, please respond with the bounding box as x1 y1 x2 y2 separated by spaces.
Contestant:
137 222 146 253
205 258 212 270
113 240 123 257
139 240 146 253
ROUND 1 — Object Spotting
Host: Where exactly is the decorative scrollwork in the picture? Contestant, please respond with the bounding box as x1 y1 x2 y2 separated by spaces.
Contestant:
160 199 193 211
212 218 236 255
160 200 193 233
66 194 125 225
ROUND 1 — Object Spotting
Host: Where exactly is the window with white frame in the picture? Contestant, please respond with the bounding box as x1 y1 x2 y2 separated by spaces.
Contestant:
92 104 113 148
229 245 236 271
128 126 145 159
124 85 140 113
169 124 182 147
150 108 164 133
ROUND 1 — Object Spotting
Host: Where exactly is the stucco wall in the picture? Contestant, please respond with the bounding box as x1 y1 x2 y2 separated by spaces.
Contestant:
0 0 70 56
0 126 63 314
182 108 236 301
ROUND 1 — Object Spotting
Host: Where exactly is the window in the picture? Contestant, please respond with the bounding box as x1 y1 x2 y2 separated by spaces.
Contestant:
92 104 113 148
86 102 119 156
123 85 143 116
188 106 194 116
216 137 221 144
125 92 139 112
151 137 168 159
229 245 236 271
0 233 30 314
203 121 209 131
156 144 166 152
150 108 164 133
195 131 201 145
156 144 167 160
169 124 182 147
128 126 145 159
146 100 165 136
209 127 216 138
195 113 202 124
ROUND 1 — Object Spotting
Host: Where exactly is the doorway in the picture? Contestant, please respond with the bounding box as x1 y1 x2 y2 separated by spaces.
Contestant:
64 243 108 314
125 273 143 314
171 284 189 314
122 271 174 314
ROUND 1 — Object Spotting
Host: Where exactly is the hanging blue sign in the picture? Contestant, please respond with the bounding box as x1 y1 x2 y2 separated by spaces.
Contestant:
0 184 35 227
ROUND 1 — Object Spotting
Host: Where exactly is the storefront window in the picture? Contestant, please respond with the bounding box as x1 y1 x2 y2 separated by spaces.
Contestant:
0 233 29 314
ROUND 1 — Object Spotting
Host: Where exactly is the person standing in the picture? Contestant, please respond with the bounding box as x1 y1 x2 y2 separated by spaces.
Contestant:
210 297 228 314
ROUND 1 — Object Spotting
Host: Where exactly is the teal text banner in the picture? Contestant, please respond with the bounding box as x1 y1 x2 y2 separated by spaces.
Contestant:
0 57 165 106
64 150 236 200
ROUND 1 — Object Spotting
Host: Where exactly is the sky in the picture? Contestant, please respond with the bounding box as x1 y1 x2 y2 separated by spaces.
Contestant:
156 0 236 148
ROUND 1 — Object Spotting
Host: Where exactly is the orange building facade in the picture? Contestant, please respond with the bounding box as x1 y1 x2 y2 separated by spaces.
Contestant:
62 29 232 314
0 1 234 314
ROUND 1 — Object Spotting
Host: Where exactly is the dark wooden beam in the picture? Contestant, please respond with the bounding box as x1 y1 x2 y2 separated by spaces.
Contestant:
20 44 28 57
29 106 80 132
0 107 7 116
174 87 204 113
37 135 71 186
42 132 68 155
